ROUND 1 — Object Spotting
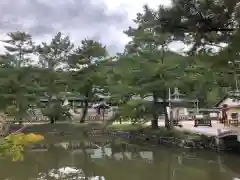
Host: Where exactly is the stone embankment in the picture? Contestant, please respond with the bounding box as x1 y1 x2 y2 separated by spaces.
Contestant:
72 126 218 150
105 130 217 150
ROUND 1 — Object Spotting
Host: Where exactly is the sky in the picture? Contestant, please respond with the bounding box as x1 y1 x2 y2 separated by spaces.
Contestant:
0 0 185 55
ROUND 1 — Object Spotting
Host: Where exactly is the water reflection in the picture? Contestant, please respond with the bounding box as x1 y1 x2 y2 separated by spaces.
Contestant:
0 136 240 180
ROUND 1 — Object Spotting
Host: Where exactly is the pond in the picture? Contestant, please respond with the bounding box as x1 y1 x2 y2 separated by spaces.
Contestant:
0 131 240 180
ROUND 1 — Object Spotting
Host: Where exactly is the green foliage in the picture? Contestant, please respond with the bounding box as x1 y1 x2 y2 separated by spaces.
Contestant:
107 5 190 129
156 0 238 53
68 39 107 68
103 3 239 128
0 2 240 160
0 133 44 161
35 32 74 70
1 31 34 67
151 1 240 105
42 100 71 122
0 0 238 146
0 67 42 120
67 39 109 122
68 39 108 92
113 100 151 124
35 32 74 104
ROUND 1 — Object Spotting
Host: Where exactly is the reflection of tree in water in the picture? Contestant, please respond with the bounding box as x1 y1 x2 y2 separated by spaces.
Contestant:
110 139 119 151
171 151 236 180
71 140 97 177
110 139 139 160
192 151 240 178
219 154 240 177
92 154 155 180
30 143 70 175
87 140 146 179
1 135 239 180
131 146 141 159
0 158 38 179
82 140 94 177
144 149 218 180
0 143 70 180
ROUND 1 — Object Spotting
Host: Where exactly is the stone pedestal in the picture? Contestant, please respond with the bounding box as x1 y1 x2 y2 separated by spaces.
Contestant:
215 137 225 151
216 129 225 151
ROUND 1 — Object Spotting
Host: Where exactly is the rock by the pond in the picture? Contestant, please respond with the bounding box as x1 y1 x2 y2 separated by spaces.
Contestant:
106 130 217 150
38 166 105 180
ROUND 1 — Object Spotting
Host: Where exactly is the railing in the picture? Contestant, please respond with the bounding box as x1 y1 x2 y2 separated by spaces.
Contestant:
194 118 212 127
222 119 240 127
5 118 49 123
172 119 182 127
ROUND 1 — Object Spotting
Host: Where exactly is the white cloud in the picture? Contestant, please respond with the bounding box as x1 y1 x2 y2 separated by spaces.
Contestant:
101 0 173 48
0 0 183 55
104 0 171 13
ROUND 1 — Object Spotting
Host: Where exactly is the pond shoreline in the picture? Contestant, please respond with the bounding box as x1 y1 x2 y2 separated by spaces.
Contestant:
105 128 219 151
7 123 240 153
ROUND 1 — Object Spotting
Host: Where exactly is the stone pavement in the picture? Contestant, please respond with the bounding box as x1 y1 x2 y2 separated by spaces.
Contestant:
144 120 236 137
177 120 231 136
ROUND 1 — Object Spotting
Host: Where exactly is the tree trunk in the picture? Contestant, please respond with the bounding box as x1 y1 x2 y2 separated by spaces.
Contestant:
80 102 88 123
163 100 170 129
50 117 55 124
80 92 89 123
151 92 158 129
18 117 23 125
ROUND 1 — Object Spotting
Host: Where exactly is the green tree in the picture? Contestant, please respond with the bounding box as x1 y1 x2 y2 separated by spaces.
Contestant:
0 132 44 161
155 0 239 87
114 5 186 129
35 32 74 70
0 67 42 123
35 32 74 123
179 55 232 107
156 0 239 54
1 31 34 67
68 39 108 123
0 32 41 123
154 0 240 105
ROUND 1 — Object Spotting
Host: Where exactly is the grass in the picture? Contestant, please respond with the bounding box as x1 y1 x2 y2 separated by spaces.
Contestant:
107 124 144 131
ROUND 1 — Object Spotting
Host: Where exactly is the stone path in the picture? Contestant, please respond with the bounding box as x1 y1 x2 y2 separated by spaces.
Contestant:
143 120 238 137
177 120 231 136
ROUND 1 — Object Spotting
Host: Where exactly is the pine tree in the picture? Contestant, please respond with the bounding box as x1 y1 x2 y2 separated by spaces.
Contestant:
1 31 34 67
68 39 108 123
35 32 74 123
156 0 239 53
35 32 74 70
111 5 186 129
